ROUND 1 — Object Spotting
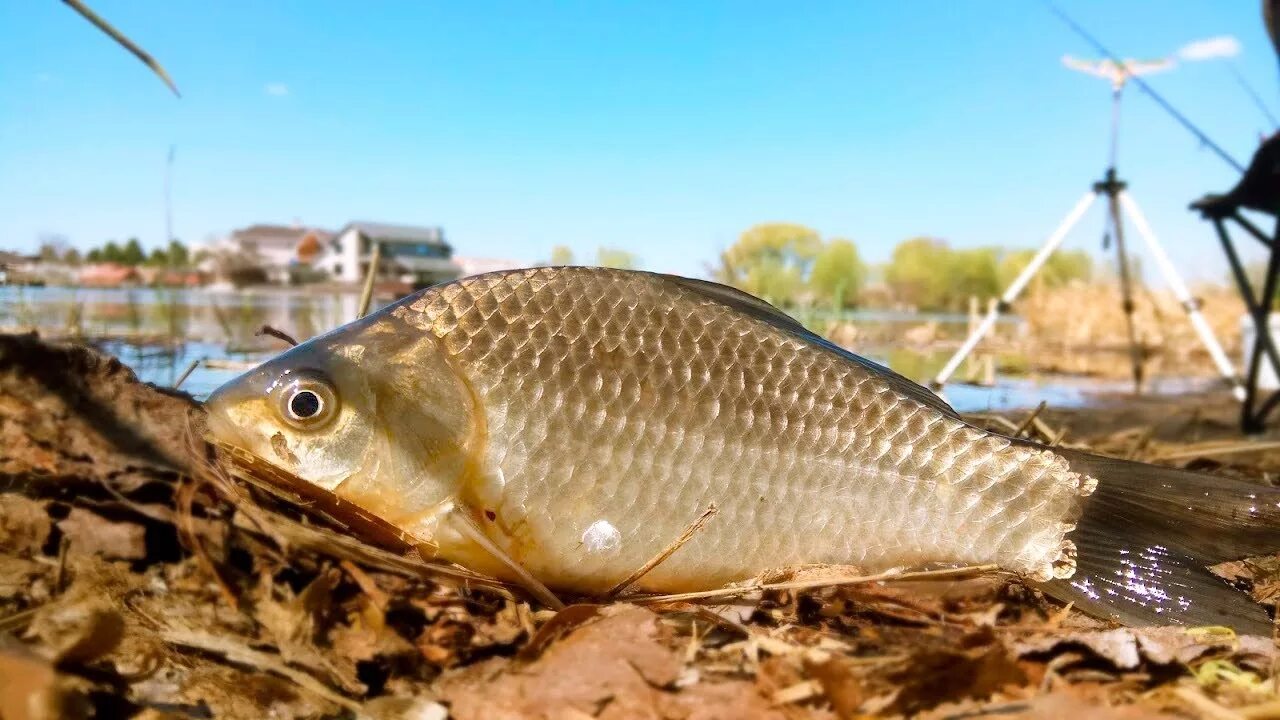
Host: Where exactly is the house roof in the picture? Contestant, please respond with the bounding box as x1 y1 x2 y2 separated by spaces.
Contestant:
340 221 446 245
232 224 333 249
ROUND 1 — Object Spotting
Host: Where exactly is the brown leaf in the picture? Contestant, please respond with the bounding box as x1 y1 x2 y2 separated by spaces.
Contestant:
56 508 146 561
1013 627 1268 670
516 603 602 661
804 653 865 719
0 646 91 720
889 641 1027 715
0 495 51 556
439 604 685 719
26 600 124 665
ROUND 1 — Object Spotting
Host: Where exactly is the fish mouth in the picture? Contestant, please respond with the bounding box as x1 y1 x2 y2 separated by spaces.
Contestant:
202 402 251 451
202 382 256 451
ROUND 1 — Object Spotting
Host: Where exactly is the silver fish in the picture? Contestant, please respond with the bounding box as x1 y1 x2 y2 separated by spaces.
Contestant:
205 267 1280 632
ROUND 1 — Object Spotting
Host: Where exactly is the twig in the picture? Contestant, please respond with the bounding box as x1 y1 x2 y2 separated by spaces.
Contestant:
1048 425 1069 447
1013 401 1048 437
62 0 181 97
159 629 361 712
634 564 1001 605
449 508 564 610
1172 686 1244 720
340 559 389 612
255 324 299 347
356 242 382 320
172 357 202 389
176 478 240 611
1154 440 1280 463
607 504 717 597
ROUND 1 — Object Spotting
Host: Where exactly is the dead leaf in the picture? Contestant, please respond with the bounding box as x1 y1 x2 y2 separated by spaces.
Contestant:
439 604 686 719
0 495 51 556
26 600 123 665
1014 627 1269 671
804 653 865 719
56 508 146 561
0 645 91 720
889 641 1027 715
516 604 602 661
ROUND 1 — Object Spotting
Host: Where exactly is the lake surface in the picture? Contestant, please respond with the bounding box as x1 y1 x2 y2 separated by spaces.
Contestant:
1 285 1205 413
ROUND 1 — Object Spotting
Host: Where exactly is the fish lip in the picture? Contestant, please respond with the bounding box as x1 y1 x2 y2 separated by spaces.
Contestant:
202 382 255 451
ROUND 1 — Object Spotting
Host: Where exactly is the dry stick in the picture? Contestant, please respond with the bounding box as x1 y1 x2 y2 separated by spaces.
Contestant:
1154 440 1280 463
159 629 361 712
607 504 718 598
356 242 382 320
449 508 565 610
255 324 299 347
62 0 181 97
172 357 202 389
1013 401 1048 438
635 564 1001 605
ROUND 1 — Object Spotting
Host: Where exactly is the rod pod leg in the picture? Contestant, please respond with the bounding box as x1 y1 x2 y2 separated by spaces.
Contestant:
932 191 1098 390
1120 192 1246 401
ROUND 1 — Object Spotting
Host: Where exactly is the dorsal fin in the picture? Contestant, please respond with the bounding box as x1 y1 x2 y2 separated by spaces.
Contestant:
662 274 960 419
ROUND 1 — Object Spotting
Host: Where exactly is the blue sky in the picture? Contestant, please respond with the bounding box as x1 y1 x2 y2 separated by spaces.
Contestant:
1 1 1277 280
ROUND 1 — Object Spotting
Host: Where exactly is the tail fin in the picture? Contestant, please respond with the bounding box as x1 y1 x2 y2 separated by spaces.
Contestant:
1040 448 1280 635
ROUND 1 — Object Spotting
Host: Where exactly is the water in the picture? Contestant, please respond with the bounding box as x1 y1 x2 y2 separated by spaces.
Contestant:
1 285 1200 412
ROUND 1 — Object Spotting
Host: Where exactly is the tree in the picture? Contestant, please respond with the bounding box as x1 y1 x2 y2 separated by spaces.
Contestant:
121 238 145 266
997 248 1092 291
809 238 866 308
714 223 822 305
86 248 103 263
550 245 575 265
102 241 123 263
596 247 638 270
63 248 82 266
166 239 190 267
147 247 169 266
885 237 954 310
36 233 70 263
949 247 1000 305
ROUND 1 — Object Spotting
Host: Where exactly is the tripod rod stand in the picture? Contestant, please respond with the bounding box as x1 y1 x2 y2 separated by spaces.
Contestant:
930 168 1246 402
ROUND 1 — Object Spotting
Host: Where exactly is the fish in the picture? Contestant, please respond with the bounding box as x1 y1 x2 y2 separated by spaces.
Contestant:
204 266 1280 633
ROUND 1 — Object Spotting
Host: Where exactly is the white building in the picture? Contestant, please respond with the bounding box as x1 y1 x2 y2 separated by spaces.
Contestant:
207 224 332 285
326 221 462 288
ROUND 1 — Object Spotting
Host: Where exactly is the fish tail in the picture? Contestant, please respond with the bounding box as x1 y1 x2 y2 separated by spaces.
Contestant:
1040 448 1280 635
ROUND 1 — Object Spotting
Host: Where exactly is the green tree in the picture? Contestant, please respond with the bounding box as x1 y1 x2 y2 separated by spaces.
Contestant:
147 247 169 266
63 248 82 266
86 248 103 263
809 238 866 308
550 245 575 265
997 248 1092 291
102 241 123 263
949 247 1000 305
596 247 638 270
121 237 145 266
166 239 190 267
714 223 822 305
885 237 954 310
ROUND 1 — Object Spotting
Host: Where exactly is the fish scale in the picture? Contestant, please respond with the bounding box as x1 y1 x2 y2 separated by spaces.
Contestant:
378 267 1089 592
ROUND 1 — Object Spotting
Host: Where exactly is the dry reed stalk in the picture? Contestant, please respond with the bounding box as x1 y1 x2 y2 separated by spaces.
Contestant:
635 564 1001 605
607 504 718 597
1013 402 1048 437
357 243 382 320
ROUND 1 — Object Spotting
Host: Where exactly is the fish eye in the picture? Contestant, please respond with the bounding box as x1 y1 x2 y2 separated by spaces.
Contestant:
275 371 339 430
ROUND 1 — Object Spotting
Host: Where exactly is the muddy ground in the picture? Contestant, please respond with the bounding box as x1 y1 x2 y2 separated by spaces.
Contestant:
4 332 1280 720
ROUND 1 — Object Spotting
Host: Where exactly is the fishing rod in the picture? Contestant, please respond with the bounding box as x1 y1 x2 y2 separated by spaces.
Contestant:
1044 0 1246 174
1224 60 1280 130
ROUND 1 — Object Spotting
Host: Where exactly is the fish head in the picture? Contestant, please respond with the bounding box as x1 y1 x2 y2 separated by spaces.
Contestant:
203 308 478 519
